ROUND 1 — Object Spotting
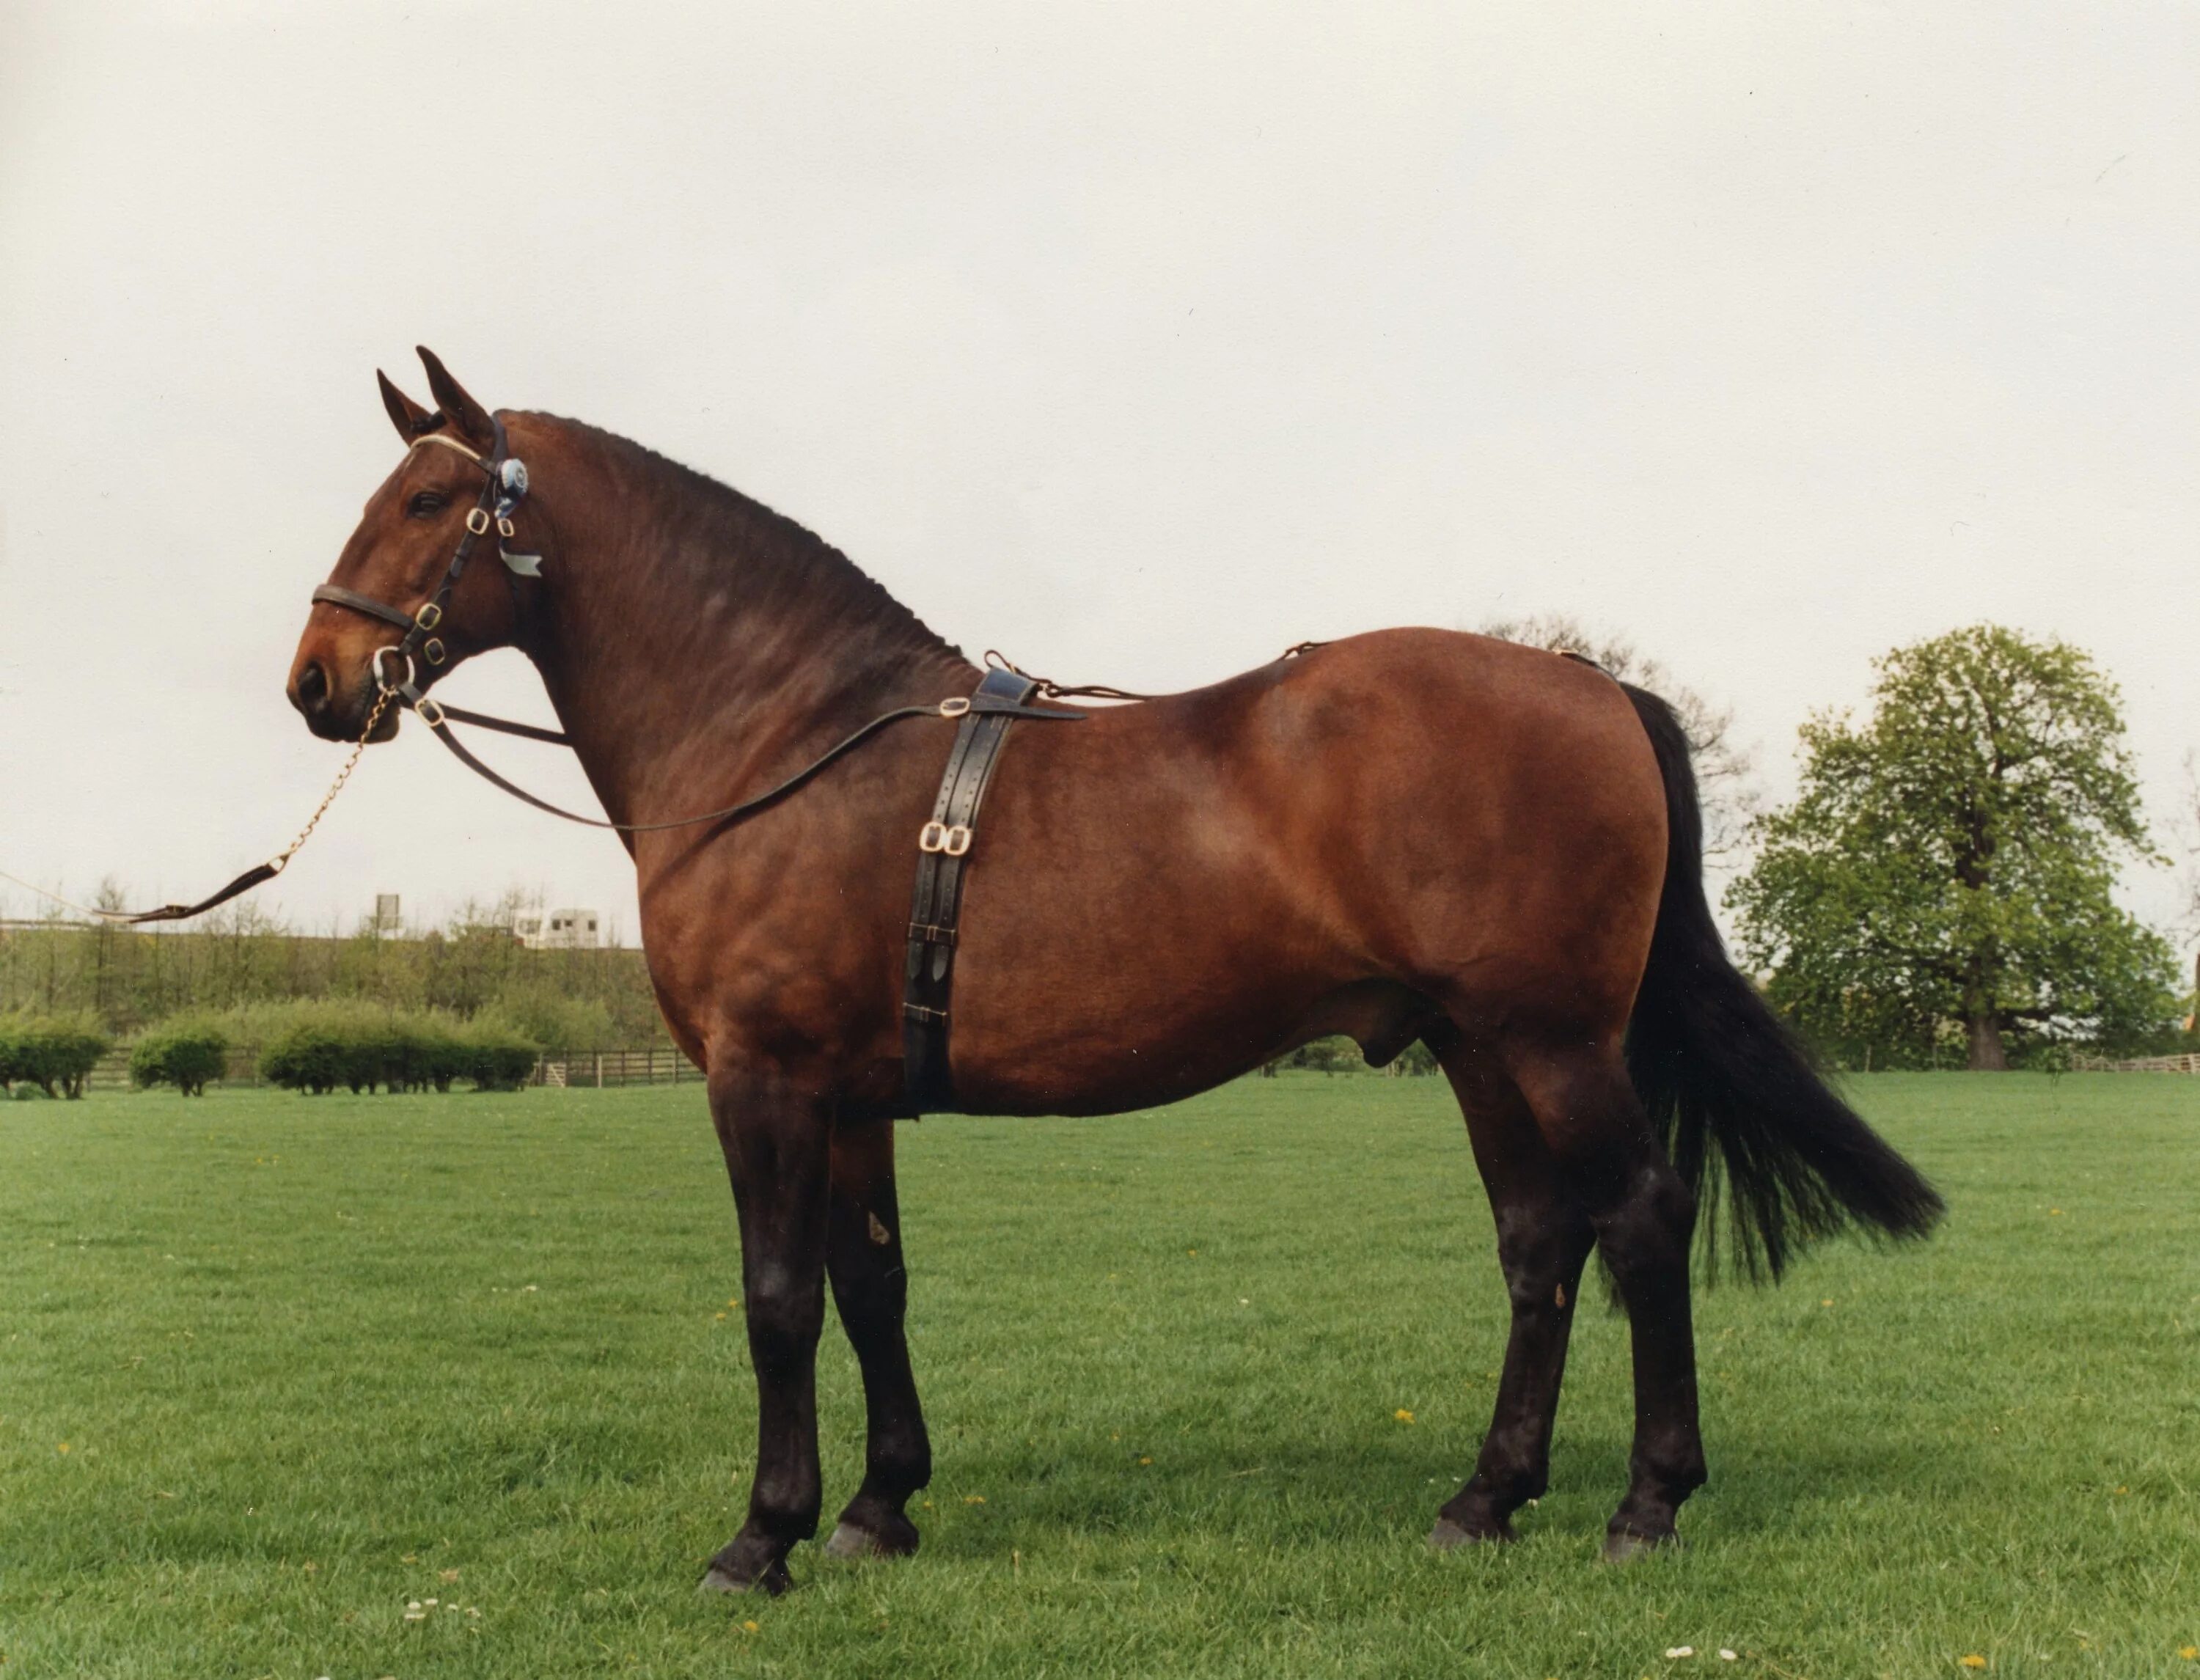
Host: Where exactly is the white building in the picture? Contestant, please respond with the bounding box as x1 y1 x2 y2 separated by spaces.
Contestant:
513 907 601 950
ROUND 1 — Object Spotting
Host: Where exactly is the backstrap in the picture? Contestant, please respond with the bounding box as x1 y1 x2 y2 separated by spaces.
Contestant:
903 666 1042 1112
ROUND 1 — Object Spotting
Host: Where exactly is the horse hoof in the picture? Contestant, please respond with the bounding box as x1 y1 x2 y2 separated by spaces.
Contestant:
1429 1516 1514 1549
698 1559 793 1596
824 1512 920 1560
824 1522 884 1559
1599 1527 1679 1564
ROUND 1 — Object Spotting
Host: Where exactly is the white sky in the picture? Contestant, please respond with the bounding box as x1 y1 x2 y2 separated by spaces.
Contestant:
1 2 2193 947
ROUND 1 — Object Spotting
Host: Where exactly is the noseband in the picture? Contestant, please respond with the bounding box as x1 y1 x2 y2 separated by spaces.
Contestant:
310 417 545 727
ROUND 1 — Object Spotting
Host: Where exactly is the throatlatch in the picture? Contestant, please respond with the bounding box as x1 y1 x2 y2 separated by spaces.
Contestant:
903 667 1064 1112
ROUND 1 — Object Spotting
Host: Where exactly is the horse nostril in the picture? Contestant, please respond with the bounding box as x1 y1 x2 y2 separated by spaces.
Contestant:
296 660 329 710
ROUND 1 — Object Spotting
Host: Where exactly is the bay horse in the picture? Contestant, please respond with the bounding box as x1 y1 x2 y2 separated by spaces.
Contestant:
287 350 1943 1593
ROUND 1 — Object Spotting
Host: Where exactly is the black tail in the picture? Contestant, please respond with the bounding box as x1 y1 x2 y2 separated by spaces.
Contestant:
1619 682 1945 1281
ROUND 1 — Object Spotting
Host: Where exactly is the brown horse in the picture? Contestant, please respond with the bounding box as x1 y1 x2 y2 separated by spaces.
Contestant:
287 350 1942 1593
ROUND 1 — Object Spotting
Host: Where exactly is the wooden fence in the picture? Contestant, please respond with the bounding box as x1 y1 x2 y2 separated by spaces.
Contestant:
531 1047 694 1087
2070 1052 2200 1074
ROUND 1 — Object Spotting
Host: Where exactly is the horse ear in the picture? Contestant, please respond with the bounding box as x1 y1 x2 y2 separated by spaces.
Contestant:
377 369 441 441
416 347 496 450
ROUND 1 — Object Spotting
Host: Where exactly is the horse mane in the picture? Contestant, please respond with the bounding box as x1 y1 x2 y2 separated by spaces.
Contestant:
520 411 967 671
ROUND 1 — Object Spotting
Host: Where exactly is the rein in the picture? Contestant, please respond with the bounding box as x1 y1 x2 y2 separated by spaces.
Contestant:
310 420 1080 837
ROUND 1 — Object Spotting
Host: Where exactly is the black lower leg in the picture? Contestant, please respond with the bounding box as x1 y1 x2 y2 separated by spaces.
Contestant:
1593 1157 1706 1555
702 1073 833 1595
823 1118 930 1559
1433 1045 1596 1546
1437 1204 1596 1541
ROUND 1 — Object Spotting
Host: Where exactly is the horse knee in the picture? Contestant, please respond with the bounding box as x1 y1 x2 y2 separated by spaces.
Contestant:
742 1266 825 1371
1595 1167 1695 1282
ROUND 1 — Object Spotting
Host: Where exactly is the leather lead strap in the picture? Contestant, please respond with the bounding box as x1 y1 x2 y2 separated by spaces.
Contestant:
902 667 1040 1112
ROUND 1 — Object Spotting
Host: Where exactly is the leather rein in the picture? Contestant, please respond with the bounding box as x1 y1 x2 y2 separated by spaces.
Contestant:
309 419 1078 837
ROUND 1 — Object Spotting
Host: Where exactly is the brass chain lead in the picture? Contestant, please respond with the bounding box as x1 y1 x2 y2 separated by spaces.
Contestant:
272 686 394 870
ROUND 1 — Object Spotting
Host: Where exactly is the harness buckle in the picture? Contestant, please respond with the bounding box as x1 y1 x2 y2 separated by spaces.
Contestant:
414 601 443 631
466 507 491 536
919 821 973 856
496 516 516 539
414 696 447 728
939 697 971 717
422 637 447 667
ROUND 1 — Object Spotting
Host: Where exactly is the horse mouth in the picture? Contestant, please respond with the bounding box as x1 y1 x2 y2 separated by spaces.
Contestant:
291 661 403 744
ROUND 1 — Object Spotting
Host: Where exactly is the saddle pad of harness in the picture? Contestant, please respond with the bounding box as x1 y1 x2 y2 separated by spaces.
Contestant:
903 667 1060 1111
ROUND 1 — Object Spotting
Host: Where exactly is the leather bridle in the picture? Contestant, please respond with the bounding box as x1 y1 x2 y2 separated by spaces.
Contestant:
308 418 1081 836
311 416 554 740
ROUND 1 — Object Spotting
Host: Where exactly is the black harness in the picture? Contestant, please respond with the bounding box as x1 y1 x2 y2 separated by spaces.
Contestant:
309 422 1079 1109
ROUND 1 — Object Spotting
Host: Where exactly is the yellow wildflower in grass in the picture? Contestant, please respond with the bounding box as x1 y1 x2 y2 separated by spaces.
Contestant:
741 1619 760 1634
964 1494 986 1504
1395 1409 1415 1424
1959 1657 1987 1670
1139 1456 1153 1466
56 1442 70 1454
2179 1647 2197 1661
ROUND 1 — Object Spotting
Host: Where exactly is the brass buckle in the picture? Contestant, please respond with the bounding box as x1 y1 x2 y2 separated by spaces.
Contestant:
466 507 492 535
414 601 443 630
918 822 973 856
414 695 447 727
939 697 971 717
422 637 447 667
496 516 516 539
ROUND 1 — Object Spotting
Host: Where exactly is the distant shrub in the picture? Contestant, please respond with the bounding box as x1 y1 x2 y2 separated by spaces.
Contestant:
257 1005 538 1094
260 1021 347 1095
463 1023 542 1092
0 1013 111 1098
130 1019 230 1096
1261 1035 1440 1077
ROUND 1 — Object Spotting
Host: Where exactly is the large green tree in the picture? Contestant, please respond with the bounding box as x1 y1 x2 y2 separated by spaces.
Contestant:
1728 625 2177 1070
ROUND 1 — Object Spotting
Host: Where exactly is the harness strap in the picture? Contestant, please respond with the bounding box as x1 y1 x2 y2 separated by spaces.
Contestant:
400 675 1077 836
902 667 1038 1112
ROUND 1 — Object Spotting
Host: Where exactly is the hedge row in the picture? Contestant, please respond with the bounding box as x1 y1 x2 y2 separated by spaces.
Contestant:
257 1008 540 1094
0 1013 113 1098
130 1020 231 1097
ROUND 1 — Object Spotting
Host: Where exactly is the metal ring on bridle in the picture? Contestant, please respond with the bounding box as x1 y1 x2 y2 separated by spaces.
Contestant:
373 645 414 694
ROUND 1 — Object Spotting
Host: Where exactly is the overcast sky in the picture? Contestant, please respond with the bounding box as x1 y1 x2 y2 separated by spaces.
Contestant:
1 2 2193 947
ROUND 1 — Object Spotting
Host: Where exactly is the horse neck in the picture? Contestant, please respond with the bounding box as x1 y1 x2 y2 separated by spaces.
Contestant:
506 415 977 825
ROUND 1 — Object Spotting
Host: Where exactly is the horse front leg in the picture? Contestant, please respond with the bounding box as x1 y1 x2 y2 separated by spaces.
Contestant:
701 1067 833 1595
821 1115 931 1560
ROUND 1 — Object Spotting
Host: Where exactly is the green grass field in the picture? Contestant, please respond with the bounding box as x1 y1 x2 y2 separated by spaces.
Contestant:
3 1073 2196 1679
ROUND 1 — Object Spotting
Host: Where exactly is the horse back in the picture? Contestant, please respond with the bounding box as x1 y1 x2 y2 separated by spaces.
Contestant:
949 628 1668 1112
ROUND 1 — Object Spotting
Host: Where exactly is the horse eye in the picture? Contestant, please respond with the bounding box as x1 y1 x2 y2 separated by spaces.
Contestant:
406 491 447 518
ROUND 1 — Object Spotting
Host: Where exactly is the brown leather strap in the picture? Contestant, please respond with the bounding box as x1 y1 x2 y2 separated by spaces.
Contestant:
113 861 287 925
902 667 1039 1111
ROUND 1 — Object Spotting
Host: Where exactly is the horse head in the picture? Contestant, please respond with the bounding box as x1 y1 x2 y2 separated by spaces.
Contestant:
287 348 533 742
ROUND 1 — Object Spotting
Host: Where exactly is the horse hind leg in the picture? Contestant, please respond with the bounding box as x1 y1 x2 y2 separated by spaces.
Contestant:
1429 1035 1596 1547
1510 1041 1706 1558
821 1116 931 1560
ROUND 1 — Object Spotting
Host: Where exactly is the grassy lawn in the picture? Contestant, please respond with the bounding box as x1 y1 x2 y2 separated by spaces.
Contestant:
2 1071 2196 1679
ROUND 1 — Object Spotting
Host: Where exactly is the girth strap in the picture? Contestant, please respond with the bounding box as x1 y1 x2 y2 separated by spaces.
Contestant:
903 666 1038 1112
